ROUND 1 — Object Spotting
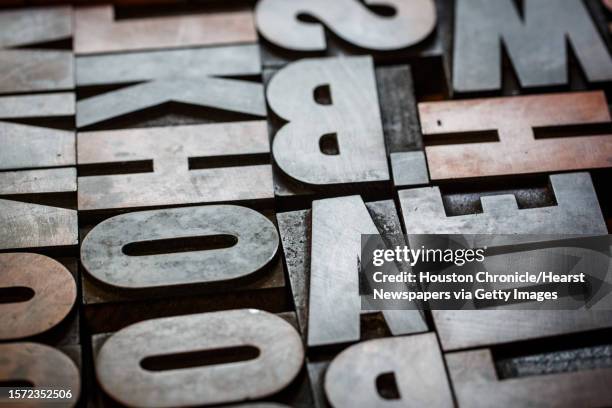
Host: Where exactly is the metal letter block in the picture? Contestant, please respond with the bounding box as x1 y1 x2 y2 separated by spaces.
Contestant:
277 196 427 347
0 93 75 171
325 333 454 407
420 92 612 180
95 310 303 407
0 199 77 251
453 0 612 93
255 0 435 52
399 172 607 234
268 56 389 191
0 100 77 250
74 5 257 55
0 6 73 94
81 205 277 289
399 172 612 350
0 123 74 171
75 45 265 128
0 92 74 119
77 121 274 212
0 168 75 196
447 348 612 407
79 205 286 333
0 343 80 406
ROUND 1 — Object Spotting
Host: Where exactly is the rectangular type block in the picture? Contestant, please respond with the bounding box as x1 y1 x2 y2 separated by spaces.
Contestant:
74 5 257 54
447 349 612 407
420 92 612 180
80 205 286 333
0 93 74 119
0 122 75 171
453 0 612 94
0 6 73 94
0 168 76 196
399 172 612 350
77 121 274 212
0 167 77 252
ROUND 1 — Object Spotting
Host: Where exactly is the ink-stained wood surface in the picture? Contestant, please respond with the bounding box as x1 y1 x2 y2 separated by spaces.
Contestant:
0 93 74 118
0 6 74 94
74 5 257 54
0 253 76 340
421 92 612 180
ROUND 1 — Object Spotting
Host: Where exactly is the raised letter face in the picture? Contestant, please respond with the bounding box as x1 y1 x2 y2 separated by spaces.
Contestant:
420 92 612 180
0 343 80 406
96 309 304 407
0 93 75 171
255 0 436 51
325 334 454 407
75 45 265 128
74 5 257 55
447 349 612 407
399 172 611 349
399 172 607 235
0 190 77 251
277 196 427 347
0 253 76 340
77 121 274 211
268 56 389 186
81 205 279 289
453 0 612 93
0 6 73 94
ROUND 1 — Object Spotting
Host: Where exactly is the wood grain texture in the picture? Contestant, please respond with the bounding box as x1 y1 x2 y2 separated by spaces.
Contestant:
421 92 612 180
74 5 256 54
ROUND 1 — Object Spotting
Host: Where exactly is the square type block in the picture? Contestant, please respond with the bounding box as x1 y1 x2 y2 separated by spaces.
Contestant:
390 151 429 187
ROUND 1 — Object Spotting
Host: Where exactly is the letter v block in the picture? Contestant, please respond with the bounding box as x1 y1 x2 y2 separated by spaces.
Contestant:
277 196 427 347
